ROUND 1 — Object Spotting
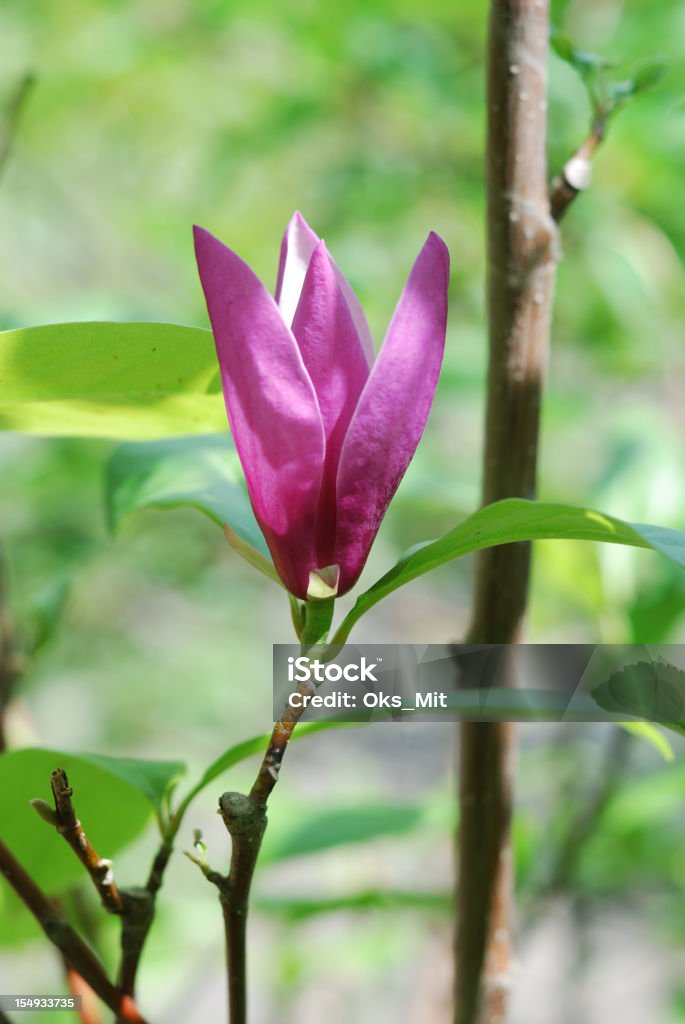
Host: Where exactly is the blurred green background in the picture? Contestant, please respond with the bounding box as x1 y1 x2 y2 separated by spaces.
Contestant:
1 0 685 1021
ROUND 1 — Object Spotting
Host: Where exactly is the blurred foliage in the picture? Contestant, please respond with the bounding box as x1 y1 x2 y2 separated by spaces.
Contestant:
2 0 685 1021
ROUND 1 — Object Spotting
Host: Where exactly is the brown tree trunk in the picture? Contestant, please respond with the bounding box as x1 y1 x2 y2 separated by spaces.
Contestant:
454 3 558 1022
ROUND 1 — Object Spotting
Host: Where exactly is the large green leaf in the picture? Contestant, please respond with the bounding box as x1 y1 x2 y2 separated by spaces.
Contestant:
106 434 274 575
0 885 43 949
0 748 154 891
75 752 186 812
333 499 685 642
0 321 226 438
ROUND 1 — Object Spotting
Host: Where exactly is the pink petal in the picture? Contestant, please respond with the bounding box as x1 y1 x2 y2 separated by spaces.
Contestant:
290 241 371 564
333 232 450 594
275 211 375 365
194 225 325 599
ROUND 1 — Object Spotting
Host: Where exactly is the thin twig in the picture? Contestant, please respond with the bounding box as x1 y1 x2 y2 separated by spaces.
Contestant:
47 769 124 914
455 3 558 1023
33 768 158 1006
250 706 306 804
0 839 148 1023
550 120 605 223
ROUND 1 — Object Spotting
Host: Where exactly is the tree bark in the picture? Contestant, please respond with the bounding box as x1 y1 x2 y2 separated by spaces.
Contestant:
455 3 558 1022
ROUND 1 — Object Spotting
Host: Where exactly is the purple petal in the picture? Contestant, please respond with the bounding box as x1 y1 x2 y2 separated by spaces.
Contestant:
275 211 375 365
194 225 325 599
290 241 371 564
333 232 450 593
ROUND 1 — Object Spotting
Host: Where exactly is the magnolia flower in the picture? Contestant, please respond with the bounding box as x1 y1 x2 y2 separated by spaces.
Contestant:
194 212 449 601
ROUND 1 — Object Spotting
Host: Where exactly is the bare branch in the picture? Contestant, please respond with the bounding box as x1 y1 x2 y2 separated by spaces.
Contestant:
46 769 124 915
0 839 148 1024
32 768 161 1006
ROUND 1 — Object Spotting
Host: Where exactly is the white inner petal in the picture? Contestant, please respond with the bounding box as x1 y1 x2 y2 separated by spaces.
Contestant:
278 225 318 327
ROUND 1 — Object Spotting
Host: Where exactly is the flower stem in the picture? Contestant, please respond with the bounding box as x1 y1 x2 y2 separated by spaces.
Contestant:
210 595 336 1023
300 597 335 649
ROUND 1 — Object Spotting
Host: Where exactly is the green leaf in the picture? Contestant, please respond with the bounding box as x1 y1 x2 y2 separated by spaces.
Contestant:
550 32 614 77
618 721 674 762
75 753 186 812
333 499 685 642
105 435 272 573
175 721 359 820
0 885 43 948
631 59 668 94
0 322 225 439
260 802 424 864
550 32 664 122
0 748 154 891
255 889 449 920
592 660 685 736
550 32 575 65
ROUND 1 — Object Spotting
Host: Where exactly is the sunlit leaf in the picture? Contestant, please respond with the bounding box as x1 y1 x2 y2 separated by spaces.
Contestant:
0 322 225 439
333 499 685 642
618 721 674 762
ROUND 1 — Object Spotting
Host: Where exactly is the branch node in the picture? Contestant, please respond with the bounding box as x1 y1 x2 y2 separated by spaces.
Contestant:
218 792 268 841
